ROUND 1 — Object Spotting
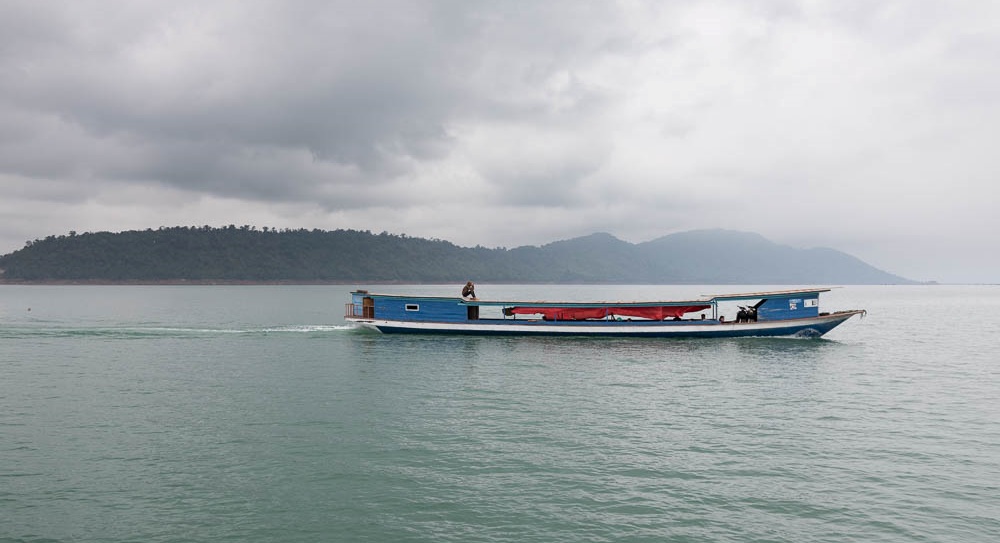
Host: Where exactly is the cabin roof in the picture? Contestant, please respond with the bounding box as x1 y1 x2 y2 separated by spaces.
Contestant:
352 287 832 308
703 287 832 302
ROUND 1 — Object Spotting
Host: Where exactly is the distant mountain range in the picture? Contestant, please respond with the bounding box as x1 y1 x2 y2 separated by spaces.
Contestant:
0 226 914 284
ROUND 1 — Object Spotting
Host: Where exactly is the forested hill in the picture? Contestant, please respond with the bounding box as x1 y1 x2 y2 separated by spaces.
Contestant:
0 226 914 284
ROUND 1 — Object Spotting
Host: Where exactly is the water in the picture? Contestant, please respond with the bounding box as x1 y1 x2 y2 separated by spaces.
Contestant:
2 285 998 543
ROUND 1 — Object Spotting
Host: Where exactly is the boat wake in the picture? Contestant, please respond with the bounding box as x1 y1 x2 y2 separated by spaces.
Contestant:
0 324 355 339
259 325 355 333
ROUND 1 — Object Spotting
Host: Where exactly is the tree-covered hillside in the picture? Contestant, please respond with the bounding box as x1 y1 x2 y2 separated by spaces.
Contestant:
0 226 914 284
0 226 514 282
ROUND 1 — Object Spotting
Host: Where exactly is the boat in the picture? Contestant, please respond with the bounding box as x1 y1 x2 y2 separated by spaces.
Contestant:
344 287 865 338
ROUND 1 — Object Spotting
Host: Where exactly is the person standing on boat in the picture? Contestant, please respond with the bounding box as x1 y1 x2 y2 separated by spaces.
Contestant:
462 281 477 300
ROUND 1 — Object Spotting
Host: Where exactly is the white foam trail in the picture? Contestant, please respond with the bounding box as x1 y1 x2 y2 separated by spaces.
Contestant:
261 325 355 333
110 324 356 335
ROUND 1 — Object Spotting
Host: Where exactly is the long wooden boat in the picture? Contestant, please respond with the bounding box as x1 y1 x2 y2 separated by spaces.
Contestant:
344 288 865 338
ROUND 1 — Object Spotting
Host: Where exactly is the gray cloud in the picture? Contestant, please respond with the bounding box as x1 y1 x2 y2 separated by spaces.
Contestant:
1 0 999 282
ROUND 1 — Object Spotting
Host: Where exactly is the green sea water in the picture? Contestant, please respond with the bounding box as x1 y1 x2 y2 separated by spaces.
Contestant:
2 284 998 543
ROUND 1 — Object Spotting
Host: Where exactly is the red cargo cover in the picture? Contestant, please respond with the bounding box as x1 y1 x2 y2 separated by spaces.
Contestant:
506 305 711 320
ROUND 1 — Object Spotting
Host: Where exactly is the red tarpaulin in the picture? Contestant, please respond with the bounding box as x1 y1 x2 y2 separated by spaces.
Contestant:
506 305 711 321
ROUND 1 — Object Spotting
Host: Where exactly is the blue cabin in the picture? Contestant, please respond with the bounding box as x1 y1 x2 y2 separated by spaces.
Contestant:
348 291 471 322
713 290 821 322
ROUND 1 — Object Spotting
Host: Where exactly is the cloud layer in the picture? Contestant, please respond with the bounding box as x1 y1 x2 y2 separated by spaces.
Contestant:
2 0 998 282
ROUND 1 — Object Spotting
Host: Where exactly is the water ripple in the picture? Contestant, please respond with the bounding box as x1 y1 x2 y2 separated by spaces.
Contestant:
2 285 999 542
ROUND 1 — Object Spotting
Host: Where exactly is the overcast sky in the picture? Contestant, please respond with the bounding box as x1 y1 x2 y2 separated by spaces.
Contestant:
1 1 997 283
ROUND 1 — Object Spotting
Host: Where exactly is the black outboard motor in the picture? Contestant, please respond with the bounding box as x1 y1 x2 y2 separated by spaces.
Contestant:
736 305 759 323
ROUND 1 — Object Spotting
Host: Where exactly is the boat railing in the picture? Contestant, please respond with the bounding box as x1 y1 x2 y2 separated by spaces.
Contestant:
344 303 362 319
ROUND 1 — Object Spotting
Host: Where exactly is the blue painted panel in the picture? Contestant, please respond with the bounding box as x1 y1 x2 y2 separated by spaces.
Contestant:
757 295 819 321
374 296 468 322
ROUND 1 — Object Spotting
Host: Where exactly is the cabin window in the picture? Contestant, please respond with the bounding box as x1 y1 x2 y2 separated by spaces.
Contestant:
405 304 420 312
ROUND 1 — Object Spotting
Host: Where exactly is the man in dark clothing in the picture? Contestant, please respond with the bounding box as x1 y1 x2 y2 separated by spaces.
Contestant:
462 281 477 299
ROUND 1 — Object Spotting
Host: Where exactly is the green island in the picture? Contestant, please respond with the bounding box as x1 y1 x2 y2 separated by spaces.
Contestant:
0 226 914 284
